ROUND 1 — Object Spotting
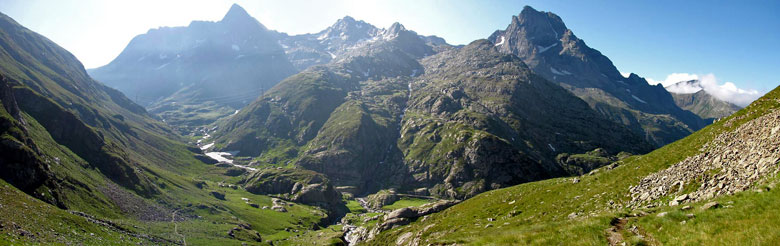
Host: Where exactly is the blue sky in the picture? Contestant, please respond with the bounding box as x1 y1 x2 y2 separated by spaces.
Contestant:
1 0 777 103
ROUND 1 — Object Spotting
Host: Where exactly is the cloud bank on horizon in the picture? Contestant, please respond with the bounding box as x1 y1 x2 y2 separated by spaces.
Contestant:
640 72 762 107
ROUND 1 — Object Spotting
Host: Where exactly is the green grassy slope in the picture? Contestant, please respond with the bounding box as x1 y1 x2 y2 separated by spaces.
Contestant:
0 11 334 245
0 179 167 245
369 86 780 245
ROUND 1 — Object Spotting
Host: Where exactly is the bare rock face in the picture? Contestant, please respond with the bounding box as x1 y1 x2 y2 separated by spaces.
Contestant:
365 190 400 210
630 109 780 207
241 168 345 218
377 200 459 231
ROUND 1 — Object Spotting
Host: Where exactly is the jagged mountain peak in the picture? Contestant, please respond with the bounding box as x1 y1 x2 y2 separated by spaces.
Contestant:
220 3 267 30
316 16 378 42
222 3 251 21
513 5 566 38
334 15 359 26
387 22 407 32
382 22 417 40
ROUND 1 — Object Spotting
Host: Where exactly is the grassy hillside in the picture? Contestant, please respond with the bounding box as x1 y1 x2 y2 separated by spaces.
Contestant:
0 11 336 245
369 86 780 245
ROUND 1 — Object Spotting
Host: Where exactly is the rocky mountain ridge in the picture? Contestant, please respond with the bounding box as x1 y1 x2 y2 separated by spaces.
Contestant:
489 6 708 147
276 16 448 71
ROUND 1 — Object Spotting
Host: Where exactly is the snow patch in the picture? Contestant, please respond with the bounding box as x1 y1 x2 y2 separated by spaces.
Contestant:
231 44 240 51
548 144 556 152
550 67 570 76
495 36 505 46
155 63 170 70
317 32 328 40
632 95 647 104
328 51 337 59
537 43 558 53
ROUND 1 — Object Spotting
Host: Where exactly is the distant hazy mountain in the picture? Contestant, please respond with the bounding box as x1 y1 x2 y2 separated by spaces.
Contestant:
666 80 741 120
489 6 707 146
0 11 203 211
89 4 297 130
276 16 448 71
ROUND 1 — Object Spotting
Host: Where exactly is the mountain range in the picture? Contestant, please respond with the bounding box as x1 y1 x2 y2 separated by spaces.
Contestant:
89 4 297 131
0 3 771 245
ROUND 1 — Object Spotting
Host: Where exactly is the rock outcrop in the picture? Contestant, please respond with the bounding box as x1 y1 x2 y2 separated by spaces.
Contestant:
630 108 780 207
241 168 345 216
376 200 458 231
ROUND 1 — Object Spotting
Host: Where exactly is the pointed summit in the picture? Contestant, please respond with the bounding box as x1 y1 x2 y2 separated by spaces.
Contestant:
221 4 256 25
328 15 367 31
223 3 250 20
339 16 356 23
521 5 539 15
220 3 267 30
387 22 407 33
512 5 566 39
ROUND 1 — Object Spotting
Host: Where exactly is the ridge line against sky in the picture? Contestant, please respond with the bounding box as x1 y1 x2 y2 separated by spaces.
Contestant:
1 0 777 105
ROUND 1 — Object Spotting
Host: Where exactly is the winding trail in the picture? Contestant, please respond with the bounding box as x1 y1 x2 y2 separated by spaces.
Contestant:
172 209 186 246
605 217 626 246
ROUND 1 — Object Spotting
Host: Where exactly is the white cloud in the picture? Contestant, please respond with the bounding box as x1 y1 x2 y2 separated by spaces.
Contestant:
620 72 631 78
648 73 762 107
665 81 702 94
698 74 761 107
646 73 699 87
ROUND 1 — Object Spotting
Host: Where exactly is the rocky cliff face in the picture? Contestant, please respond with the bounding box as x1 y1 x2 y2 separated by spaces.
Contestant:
489 6 707 146
630 104 780 207
0 74 63 207
89 4 297 130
